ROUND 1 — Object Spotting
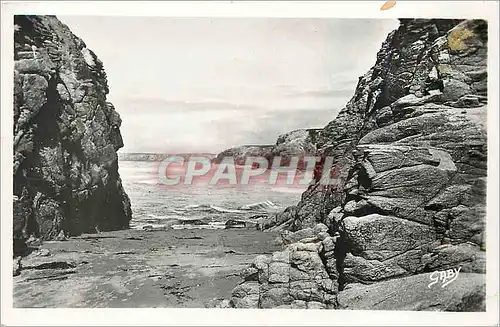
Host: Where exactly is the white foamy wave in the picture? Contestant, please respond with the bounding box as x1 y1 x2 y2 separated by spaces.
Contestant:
239 200 279 211
178 204 248 214
147 214 209 222
171 222 226 230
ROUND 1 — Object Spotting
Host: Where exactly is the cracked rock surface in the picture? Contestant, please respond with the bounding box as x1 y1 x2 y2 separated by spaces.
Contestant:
228 19 487 311
13 15 132 255
229 223 338 309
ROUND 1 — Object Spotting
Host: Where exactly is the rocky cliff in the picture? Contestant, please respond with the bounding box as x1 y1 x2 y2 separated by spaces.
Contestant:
214 128 322 168
226 19 487 310
214 145 275 165
13 15 132 255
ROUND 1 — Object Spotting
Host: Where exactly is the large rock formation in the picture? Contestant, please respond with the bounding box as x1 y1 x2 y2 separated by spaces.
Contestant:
13 15 132 255
227 19 487 310
214 128 322 168
214 145 275 166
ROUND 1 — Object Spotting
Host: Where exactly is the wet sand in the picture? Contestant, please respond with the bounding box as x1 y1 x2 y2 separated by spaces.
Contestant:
13 228 282 308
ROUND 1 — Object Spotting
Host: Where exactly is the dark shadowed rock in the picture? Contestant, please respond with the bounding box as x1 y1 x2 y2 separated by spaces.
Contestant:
13 15 132 255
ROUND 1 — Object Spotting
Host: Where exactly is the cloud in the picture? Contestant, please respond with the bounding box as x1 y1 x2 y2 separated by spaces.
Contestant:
286 88 354 98
59 16 400 153
114 97 261 114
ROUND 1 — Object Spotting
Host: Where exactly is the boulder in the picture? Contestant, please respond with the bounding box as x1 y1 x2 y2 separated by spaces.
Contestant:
338 273 485 311
227 225 337 308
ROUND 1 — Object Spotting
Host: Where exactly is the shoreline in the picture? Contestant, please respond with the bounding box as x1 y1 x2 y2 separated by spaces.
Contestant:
13 228 282 308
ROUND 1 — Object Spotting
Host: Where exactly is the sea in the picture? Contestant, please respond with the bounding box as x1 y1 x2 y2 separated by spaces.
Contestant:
118 160 308 230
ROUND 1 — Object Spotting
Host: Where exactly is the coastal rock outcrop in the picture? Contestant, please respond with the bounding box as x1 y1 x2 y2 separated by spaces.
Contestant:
229 223 338 309
13 15 132 255
214 145 275 166
337 272 486 311
228 19 487 310
214 128 321 168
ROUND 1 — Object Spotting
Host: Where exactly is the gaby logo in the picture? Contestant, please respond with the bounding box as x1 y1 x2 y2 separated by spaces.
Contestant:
428 267 461 289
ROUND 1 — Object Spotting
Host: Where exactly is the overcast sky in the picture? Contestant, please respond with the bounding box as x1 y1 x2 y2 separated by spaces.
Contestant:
59 16 399 153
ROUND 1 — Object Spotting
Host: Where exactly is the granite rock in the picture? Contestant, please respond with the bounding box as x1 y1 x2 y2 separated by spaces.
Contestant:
231 19 487 311
13 15 132 255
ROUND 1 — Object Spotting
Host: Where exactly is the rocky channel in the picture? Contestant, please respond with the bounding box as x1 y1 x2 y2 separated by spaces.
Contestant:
12 17 488 311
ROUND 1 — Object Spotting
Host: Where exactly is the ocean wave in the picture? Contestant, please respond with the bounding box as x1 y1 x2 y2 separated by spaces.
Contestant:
182 204 248 214
171 222 226 230
138 200 279 220
147 213 210 222
130 200 278 231
178 200 279 214
239 200 279 211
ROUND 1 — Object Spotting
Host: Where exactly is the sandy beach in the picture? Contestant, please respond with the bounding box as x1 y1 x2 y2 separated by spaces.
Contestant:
14 228 281 308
